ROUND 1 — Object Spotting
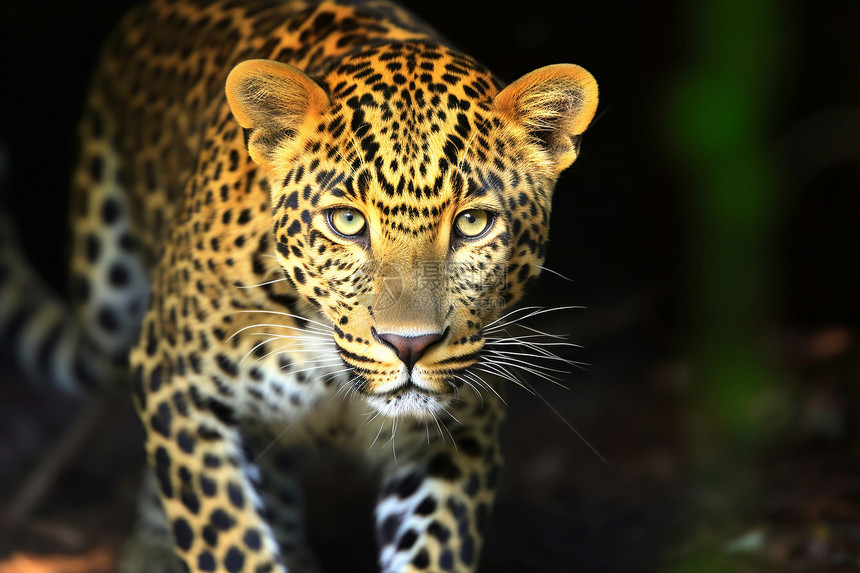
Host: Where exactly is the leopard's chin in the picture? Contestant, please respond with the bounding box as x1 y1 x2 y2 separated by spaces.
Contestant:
365 386 452 420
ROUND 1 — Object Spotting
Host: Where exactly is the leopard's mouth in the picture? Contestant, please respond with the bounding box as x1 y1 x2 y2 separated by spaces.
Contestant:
337 360 459 419
333 331 482 418
363 384 453 420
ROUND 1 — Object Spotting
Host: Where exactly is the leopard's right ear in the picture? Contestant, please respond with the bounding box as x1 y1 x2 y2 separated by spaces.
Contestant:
494 64 598 174
226 59 330 170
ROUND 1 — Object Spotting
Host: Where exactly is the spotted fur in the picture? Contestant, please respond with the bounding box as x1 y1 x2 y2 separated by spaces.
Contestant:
0 1 597 571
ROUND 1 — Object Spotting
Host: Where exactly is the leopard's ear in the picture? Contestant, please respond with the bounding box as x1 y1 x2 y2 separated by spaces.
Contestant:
226 59 330 170
494 64 598 173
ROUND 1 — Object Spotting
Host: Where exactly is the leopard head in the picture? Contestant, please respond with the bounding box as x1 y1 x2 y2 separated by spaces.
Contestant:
226 42 597 419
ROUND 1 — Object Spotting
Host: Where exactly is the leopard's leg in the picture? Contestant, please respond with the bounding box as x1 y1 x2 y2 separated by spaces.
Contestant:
374 396 505 573
247 435 320 572
134 370 288 573
68 89 149 364
119 440 313 573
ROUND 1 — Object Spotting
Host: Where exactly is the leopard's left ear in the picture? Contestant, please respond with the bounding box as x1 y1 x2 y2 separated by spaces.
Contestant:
226 59 330 170
494 64 598 173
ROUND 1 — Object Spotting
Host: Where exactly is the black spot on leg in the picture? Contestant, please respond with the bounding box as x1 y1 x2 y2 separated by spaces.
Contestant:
119 232 137 252
101 198 121 225
415 495 437 515
108 262 131 287
154 446 173 498
211 508 235 530
384 472 423 499
203 525 218 546
145 321 158 355
89 155 104 180
460 534 476 566
464 472 480 497
439 549 454 571
377 513 402 546
149 364 163 393
85 234 100 262
397 529 418 551
197 551 216 571
173 391 189 416
427 452 462 480
173 518 194 551
458 436 482 457
178 430 196 454
243 528 262 551
181 487 201 515
200 475 217 497
97 306 120 333
150 402 172 437
428 521 450 543
412 548 430 569
227 482 245 509
224 547 245 573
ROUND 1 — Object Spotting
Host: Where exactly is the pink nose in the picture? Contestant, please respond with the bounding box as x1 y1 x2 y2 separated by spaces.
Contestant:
375 331 445 371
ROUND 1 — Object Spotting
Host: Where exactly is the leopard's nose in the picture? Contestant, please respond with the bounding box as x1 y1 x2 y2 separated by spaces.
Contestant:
374 330 445 371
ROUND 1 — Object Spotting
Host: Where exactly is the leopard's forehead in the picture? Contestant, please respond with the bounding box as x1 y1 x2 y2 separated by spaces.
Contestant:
321 41 503 126
304 41 517 237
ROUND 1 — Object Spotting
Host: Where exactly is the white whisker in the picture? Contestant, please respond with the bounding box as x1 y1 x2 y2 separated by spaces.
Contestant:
463 370 507 405
483 352 570 374
483 359 567 387
279 358 345 375
308 367 352 386
515 375 609 467
485 348 581 366
536 265 574 283
368 418 386 450
484 306 583 333
237 276 291 289
228 322 331 341
486 336 581 348
240 336 281 365
474 364 535 394
234 309 333 331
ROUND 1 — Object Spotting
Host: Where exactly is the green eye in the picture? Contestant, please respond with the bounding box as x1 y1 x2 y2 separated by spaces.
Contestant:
454 209 494 238
327 208 366 237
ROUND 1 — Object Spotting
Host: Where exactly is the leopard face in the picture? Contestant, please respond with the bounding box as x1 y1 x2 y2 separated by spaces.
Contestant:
227 41 597 419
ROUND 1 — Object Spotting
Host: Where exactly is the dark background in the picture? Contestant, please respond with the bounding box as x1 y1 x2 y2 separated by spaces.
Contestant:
1 1 859 571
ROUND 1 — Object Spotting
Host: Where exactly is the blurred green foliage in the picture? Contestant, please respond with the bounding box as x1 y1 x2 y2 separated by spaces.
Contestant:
665 0 788 569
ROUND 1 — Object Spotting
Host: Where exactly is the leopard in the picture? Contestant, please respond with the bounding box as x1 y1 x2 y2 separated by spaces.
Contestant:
0 0 598 571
